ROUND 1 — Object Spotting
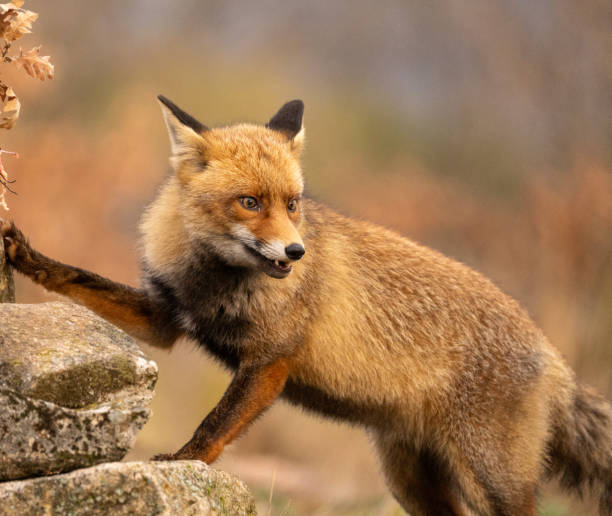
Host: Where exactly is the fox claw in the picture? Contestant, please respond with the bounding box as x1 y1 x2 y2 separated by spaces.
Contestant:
1 221 20 262
0 219 11 237
1 221 39 275
1 221 20 244
4 236 16 261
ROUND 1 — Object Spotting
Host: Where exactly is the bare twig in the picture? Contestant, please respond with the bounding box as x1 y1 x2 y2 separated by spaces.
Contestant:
1 39 10 59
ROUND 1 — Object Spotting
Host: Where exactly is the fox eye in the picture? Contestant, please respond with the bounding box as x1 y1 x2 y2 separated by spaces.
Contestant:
287 199 298 213
239 196 259 211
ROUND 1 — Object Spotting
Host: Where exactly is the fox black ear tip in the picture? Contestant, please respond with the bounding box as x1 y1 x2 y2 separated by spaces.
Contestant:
157 94 171 107
287 99 304 120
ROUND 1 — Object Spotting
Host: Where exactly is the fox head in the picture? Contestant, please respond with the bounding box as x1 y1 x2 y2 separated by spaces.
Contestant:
156 95 306 279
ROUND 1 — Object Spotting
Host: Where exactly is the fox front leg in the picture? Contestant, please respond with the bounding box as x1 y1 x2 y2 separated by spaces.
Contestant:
0 220 180 348
153 357 290 463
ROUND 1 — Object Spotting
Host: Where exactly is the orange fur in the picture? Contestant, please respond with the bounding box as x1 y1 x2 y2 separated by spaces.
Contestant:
193 358 290 464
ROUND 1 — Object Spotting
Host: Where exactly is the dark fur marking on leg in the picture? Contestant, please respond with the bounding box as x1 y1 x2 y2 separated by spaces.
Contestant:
415 446 465 515
70 272 113 290
282 379 394 426
470 464 520 516
376 437 469 515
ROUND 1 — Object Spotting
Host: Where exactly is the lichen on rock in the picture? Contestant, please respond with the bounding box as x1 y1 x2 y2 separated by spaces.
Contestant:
0 461 257 516
0 302 157 409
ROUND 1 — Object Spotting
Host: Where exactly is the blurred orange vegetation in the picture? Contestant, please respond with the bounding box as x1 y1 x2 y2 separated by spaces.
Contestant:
3 1 611 514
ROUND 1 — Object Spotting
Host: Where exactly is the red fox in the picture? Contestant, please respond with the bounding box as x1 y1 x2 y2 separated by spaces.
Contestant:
2 96 611 515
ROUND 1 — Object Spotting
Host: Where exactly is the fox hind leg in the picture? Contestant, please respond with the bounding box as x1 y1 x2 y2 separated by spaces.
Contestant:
372 433 539 516
373 435 471 516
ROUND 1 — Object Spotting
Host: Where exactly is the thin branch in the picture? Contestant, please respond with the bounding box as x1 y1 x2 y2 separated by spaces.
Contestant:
0 176 17 195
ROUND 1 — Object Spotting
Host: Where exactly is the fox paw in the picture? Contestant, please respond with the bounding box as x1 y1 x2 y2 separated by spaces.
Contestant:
0 220 42 277
150 452 176 462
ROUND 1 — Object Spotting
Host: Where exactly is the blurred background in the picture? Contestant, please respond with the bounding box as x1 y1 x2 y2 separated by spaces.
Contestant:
3 1 611 514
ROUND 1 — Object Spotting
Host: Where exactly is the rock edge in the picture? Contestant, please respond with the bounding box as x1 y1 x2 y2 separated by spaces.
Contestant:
0 461 257 516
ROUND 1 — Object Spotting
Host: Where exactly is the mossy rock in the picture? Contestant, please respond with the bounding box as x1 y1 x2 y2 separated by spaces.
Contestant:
0 461 257 516
0 302 158 480
0 302 157 408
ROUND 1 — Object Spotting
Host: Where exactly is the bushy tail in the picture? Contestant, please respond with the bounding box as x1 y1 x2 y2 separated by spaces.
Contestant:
547 384 612 515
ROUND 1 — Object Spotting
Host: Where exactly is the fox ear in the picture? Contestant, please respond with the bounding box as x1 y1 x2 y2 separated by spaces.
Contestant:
266 99 304 140
157 95 209 164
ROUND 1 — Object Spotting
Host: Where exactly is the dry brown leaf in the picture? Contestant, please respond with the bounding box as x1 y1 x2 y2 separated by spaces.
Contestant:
0 2 37 42
0 1 22 15
0 7 19 38
12 46 53 80
0 1 24 11
0 83 20 129
3 9 37 42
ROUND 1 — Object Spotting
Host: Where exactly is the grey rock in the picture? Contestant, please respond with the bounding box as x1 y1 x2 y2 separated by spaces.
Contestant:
0 461 257 516
0 302 158 480
0 388 150 480
0 236 15 303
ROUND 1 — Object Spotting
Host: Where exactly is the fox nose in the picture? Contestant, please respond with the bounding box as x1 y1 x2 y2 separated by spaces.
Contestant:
285 243 305 261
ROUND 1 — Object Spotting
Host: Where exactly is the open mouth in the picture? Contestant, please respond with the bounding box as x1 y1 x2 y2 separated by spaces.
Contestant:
243 245 292 278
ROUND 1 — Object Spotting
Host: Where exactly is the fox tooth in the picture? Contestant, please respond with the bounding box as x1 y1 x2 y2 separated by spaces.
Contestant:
274 260 279 266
